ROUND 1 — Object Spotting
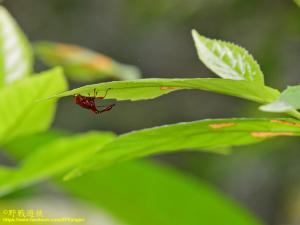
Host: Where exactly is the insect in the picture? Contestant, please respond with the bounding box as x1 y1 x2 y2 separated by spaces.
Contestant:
74 88 115 114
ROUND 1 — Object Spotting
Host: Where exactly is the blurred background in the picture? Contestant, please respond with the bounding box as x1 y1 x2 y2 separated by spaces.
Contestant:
3 0 300 224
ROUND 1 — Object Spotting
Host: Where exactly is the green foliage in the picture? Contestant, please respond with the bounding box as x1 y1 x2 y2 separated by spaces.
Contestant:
0 68 67 145
49 78 279 103
0 6 32 86
34 41 141 82
260 85 300 113
1 7 300 225
2 117 299 195
192 30 264 84
37 30 300 180
0 131 115 196
61 161 263 225
4 131 66 159
65 118 300 179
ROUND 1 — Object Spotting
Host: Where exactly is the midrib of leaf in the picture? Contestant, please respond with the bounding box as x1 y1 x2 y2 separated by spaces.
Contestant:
2 76 53 143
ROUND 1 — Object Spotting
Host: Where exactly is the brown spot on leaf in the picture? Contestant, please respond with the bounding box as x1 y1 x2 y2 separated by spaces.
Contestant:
160 86 181 90
251 132 294 138
271 119 300 128
209 123 236 129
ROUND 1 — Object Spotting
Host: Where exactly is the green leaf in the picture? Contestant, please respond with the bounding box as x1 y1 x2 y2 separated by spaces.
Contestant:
65 118 300 179
295 0 300 7
192 30 264 84
260 101 294 113
0 131 115 196
34 41 141 82
260 85 300 118
47 78 279 104
0 67 67 145
60 161 263 225
3 130 67 159
0 6 32 86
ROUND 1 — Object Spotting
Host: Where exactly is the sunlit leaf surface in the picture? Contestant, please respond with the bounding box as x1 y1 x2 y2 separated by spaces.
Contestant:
0 67 67 144
192 30 264 84
0 131 115 196
0 6 32 86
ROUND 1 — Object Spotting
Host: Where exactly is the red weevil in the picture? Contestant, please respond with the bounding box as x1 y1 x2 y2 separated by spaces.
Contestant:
74 88 115 114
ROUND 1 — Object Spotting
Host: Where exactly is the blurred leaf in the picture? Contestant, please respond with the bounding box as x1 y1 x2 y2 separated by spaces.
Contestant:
260 85 300 117
295 0 300 7
4 130 67 159
61 161 264 225
0 131 115 196
47 78 279 103
0 67 67 145
260 101 294 113
2 117 300 196
65 118 300 180
192 30 264 84
0 6 32 86
34 41 141 82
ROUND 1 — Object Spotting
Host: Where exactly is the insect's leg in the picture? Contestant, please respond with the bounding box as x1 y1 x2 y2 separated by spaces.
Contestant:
93 88 98 98
97 88 111 100
90 108 100 114
99 103 116 113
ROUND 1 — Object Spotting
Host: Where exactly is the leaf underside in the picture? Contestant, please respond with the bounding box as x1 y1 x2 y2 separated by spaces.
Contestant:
48 78 279 104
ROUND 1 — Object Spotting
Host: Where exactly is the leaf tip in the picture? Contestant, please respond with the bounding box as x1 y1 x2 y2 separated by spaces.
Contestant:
191 29 198 37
